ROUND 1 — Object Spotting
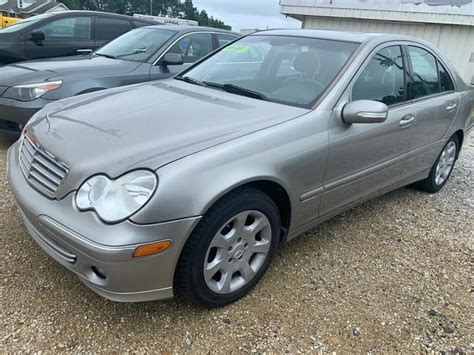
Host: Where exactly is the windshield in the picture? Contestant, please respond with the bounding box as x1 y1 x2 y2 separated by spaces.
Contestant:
0 13 53 33
180 35 359 108
95 27 177 62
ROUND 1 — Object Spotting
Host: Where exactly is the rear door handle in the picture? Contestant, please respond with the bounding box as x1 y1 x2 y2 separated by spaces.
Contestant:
399 114 416 128
76 49 93 54
446 103 457 112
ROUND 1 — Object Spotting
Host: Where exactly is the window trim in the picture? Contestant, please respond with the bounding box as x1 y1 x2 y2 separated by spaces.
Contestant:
404 44 457 103
349 44 410 108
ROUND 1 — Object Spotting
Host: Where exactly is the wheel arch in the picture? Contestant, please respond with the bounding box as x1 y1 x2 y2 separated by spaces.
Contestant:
202 178 293 243
452 129 464 158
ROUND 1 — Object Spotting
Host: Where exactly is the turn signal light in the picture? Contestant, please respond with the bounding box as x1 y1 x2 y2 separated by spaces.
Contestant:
132 240 172 258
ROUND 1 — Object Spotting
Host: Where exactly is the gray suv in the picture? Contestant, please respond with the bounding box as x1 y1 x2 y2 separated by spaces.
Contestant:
6 30 473 307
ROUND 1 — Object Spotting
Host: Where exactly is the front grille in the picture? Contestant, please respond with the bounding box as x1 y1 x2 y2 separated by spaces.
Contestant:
19 132 69 198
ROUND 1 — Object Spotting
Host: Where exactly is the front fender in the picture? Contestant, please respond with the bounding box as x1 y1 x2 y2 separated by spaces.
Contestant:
130 111 330 233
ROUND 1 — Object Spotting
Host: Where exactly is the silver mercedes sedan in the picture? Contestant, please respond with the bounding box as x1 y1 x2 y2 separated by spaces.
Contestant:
6 30 473 307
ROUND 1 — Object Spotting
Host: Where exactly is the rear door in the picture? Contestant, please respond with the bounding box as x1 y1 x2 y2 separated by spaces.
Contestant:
320 44 415 216
25 15 93 60
94 16 133 50
403 45 461 175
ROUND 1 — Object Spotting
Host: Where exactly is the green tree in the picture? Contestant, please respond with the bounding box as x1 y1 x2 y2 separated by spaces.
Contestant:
61 0 230 29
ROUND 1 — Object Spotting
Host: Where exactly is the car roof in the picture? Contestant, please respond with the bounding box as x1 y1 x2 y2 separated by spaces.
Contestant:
143 24 239 35
251 29 417 44
47 10 157 23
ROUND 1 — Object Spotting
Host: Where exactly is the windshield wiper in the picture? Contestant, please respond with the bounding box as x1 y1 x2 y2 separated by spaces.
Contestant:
203 82 268 101
116 48 147 58
94 53 117 59
175 76 208 87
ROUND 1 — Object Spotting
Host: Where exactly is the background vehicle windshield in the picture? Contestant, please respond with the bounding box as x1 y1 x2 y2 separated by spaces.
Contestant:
95 28 176 62
0 13 53 33
182 35 359 108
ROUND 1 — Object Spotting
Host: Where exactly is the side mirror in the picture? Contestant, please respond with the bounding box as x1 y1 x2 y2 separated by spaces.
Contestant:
342 100 389 124
162 53 184 66
30 30 46 42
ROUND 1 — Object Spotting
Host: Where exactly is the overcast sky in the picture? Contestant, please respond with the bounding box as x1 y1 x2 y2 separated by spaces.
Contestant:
192 0 301 32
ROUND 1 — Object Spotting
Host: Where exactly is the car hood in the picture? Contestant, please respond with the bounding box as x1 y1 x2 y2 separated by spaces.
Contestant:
27 80 309 197
0 56 139 86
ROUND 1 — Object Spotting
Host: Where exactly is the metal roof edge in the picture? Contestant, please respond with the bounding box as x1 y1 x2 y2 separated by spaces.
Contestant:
281 4 474 26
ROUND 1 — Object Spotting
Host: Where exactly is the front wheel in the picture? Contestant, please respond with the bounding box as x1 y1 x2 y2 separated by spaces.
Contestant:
174 187 280 307
413 135 459 193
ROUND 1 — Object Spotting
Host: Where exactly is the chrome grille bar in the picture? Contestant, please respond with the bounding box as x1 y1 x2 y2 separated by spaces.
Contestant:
19 132 69 198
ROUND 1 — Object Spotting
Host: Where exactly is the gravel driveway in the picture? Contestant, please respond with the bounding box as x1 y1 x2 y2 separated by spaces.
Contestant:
1 132 473 353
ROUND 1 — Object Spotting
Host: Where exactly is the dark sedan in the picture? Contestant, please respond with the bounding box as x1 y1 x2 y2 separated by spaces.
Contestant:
0 25 239 134
0 11 157 66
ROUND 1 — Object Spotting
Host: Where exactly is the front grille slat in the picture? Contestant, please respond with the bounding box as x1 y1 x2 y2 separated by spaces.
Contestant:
28 177 57 196
19 133 69 198
30 170 59 191
34 155 67 179
30 164 62 185
35 148 68 174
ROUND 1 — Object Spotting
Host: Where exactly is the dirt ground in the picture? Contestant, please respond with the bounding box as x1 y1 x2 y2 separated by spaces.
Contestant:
1 132 473 353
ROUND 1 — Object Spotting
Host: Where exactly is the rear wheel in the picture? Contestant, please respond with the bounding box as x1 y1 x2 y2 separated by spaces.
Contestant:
174 187 280 307
413 135 459 193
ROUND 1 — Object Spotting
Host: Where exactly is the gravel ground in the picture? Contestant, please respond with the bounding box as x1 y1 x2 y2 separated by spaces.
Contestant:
1 132 473 353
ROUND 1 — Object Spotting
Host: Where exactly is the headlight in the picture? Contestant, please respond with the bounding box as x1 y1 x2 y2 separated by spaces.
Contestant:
76 170 157 223
3 80 62 101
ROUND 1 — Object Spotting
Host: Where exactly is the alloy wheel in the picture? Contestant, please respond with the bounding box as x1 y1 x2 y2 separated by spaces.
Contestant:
435 141 456 186
204 210 272 294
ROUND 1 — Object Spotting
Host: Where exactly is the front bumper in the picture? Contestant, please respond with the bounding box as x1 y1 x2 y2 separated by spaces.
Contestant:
6 142 202 302
0 96 53 135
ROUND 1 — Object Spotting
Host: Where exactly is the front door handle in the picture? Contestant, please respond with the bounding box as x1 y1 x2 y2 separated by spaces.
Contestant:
399 114 416 128
446 103 457 112
76 49 93 54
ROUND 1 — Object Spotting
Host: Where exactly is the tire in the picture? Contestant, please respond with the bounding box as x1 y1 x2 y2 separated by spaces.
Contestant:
174 187 281 307
413 135 459 193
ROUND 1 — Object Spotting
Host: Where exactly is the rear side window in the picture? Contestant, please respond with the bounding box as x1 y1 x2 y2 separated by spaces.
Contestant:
407 46 441 99
37 17 92 40
216 34 238 48
438 61 455 92
96 17 133 41
352 45 406 106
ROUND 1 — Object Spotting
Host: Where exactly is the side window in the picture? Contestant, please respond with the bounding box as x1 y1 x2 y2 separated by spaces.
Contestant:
96 17 133 41
407 46 441 99
352 45 406 106
438 61 454 92
37 17 92 40
216 34 238 48
168 33 213 64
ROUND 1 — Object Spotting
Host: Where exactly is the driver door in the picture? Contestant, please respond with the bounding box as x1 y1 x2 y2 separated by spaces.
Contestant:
320 45 415 216
149 33 213 80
